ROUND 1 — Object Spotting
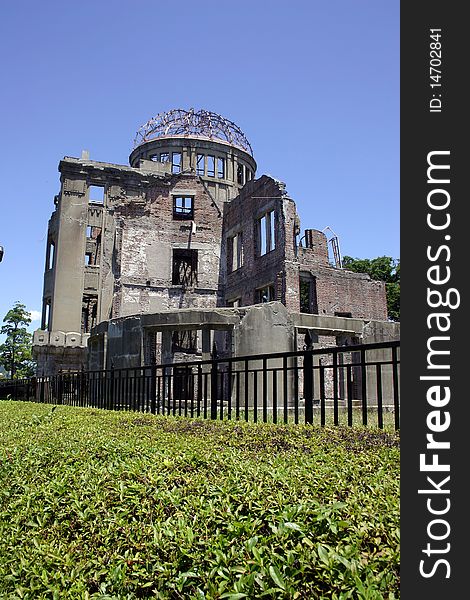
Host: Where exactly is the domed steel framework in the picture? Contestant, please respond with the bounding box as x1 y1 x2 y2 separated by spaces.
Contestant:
133 108 253 156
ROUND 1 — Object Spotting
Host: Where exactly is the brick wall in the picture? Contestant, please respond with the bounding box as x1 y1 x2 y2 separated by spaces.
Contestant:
223 175 299 307
112 174 224 316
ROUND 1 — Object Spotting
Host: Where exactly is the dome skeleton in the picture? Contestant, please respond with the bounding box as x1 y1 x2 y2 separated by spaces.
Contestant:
133 108 253 156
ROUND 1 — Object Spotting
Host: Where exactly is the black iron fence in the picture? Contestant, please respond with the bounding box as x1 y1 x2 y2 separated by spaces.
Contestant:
0 341 400 429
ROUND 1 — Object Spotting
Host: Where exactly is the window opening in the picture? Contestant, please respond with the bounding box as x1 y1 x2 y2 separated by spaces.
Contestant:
150 154 159 161
172 152 182 174
217 157 225 179
196 154 205 176
47 240 55 271
172 249 198 287
256 285 275 303
85 252 93 266
81 295 98 333
89 185 104 204
207 155 215 177
300 276 318 314
173 196 194 219
171 330 198 354
270 212 276 251
300 280 310 313
42 300 51 330
256 210 276 256
237 164 244 185
228 232 243 272
160 152 170 163
259 215 267 255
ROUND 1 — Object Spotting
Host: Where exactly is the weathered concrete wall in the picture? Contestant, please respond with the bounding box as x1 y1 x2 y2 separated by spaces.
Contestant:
32 330 89 375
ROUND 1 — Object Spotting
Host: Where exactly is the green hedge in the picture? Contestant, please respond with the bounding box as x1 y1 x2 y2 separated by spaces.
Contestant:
0 401 399 599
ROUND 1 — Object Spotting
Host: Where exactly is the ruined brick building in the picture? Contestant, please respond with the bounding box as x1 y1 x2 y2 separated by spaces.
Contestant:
33 109 398 375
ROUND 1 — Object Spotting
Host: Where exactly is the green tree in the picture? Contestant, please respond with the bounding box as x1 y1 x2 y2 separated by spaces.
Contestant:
0 301 36 379
342 256 400 321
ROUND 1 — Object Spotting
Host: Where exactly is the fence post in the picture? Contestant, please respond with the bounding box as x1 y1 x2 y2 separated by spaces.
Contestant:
40 371 45 404
303 331 314 424
210 342 218 420
57 372 63 405
150 365 157 414
304 352 313 424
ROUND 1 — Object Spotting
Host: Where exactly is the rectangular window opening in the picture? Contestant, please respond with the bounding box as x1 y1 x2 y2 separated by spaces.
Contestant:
172 330 198 354
300 279 311 314
228 232 243 272
89 185 104 204
160 152 169 163
42 300 51 331
256 284 275 304
85 252 93 266
256 210 276 256
86 225 102 240
172 249 198 287
207 155 215 177
172 152 182 174
196 154 205 176
237 164 244 185
47 240 55 271
81 295 98 333
173 196 194 219
259 215 267 255
217 157 225 179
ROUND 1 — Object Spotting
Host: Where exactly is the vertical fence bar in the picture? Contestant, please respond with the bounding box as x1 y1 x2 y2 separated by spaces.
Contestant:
150 366 156 414
376 364 383 429
57 374 63 405
320 362 326 427
333 352 339 426
170 369 175 417
272 368 277 424
304 351 313 425
392 345 400 430
189 367 194 418
283 356 288 424
347 363 353 426
219 369 224 421
294 358 299 424
197 365 202 417
227 362 232 420
253 370 258 423
360 348 367 426
157 374 162 415
262 358 268 423
203 371 208 419
244 360 249 422
211 359 218 420
235 370 240 420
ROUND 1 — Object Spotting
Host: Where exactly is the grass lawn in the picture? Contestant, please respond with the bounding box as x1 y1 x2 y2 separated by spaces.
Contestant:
0 401 399 599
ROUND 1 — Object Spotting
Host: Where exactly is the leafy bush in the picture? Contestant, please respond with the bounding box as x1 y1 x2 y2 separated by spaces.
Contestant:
0 401 399 599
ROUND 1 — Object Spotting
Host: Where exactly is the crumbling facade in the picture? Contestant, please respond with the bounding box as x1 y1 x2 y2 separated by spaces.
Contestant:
33 108 395 375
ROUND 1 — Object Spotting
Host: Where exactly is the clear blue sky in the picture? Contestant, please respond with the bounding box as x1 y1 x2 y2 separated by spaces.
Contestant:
0 0 399 333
